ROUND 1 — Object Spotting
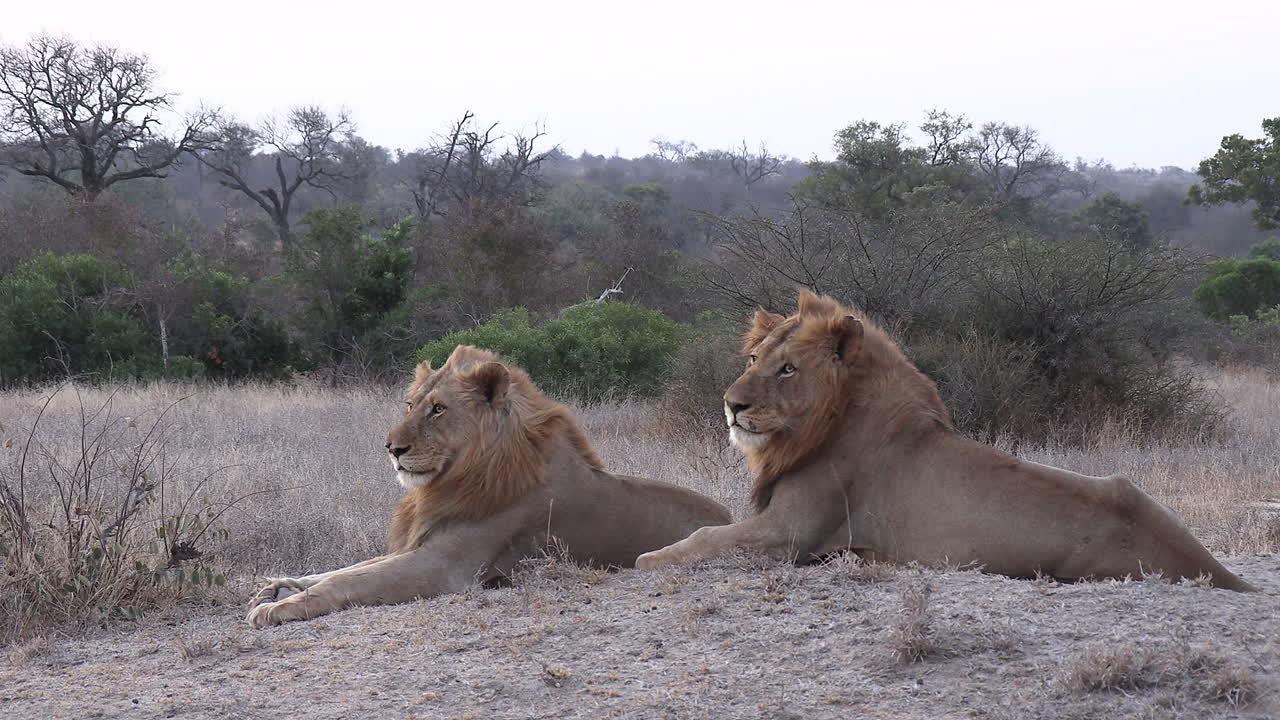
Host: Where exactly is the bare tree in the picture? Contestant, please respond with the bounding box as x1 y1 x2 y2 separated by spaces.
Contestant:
402 112 552 221
650 137 699 163
0 35 214 201
702 198 1001 324
195 106 354 246
401 111 472 220
973 122 1065 200
727 140 783 196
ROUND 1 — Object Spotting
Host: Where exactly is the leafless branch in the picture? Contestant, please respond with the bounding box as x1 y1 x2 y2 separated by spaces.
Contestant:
0 35 215 200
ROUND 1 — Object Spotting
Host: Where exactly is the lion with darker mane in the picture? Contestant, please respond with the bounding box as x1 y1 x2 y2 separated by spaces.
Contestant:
637 290 1254 592
247 345 730 628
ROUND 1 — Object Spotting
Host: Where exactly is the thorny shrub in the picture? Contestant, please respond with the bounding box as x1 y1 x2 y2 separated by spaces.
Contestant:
0 385 249 644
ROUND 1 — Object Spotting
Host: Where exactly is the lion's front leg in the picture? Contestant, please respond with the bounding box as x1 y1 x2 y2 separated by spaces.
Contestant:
635 525 731 569
246 527 504 628
638 480 848 570
246 564 391 629
247 555 388 610
637 517 813 569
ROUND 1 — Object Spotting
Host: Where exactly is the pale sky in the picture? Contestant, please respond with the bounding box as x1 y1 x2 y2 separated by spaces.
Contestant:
5 0 1276 169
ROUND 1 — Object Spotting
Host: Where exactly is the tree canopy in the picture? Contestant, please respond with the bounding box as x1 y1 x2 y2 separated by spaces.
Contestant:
1188 118 1280 230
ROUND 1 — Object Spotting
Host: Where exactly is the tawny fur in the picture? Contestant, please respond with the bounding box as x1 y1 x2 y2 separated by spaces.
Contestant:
387 346 603 552
638 290 1253 592
245 345 729 628
742 292 949 511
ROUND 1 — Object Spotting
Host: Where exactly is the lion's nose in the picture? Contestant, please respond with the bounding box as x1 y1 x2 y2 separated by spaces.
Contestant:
387 443 409 458
727 402 751 416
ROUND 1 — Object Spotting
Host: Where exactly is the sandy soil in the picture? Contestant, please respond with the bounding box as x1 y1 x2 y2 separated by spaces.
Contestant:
4 554 1277 720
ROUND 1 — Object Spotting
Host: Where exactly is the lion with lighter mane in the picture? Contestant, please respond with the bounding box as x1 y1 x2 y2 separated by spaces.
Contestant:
247 345 730 628
637 290 1254 592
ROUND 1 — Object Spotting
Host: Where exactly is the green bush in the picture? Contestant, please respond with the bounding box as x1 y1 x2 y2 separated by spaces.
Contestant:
1077 192 1152 248
164 252 298 380
658 311 745 428
1220 306 1280 369
415 302 682 402
1248 238 1280 261
290 210 415 376
0 253 156 386
1194 256 1280 321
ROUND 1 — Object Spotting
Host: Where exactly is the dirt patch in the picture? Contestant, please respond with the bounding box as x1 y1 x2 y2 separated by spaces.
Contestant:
3 555 1276 720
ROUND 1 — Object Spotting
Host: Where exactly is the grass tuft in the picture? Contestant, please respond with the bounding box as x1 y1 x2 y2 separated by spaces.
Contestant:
888 576 936 664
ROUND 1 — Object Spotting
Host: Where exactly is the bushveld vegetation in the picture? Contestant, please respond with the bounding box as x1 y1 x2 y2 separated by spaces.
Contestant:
1 34 1279 656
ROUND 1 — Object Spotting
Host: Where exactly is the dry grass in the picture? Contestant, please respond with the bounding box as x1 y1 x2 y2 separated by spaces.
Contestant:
995 365 1280 555
0 365 1276 648
0 380 749 644
1062 639 1259 708
887 575 936 664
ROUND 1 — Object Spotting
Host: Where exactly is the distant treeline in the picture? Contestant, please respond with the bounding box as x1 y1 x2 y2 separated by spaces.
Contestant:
2 35 1279 443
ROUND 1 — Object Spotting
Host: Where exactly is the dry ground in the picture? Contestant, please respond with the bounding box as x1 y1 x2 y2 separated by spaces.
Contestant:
1 366 1278 718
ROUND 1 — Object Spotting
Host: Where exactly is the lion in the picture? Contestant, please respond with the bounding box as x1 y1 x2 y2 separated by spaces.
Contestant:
636 290 1254 592
246 345 731 628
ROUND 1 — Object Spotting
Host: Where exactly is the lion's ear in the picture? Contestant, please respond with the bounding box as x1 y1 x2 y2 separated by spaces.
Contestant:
468 361 511 406
798 288 843 318
797 288 822 315
743 308 786 354
408 360 434 396
831 314 864 363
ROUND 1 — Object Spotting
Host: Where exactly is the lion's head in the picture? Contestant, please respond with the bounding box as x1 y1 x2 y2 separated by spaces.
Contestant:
383 345 603 549
386 345 509 491
726 290 950 510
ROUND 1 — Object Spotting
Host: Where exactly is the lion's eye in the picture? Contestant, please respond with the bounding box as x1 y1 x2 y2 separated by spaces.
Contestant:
748 354 758 365
779 363 796 377
431 403 446 415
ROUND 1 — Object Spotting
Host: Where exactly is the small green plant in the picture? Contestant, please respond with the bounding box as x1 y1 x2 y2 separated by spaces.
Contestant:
1257 305 1280 325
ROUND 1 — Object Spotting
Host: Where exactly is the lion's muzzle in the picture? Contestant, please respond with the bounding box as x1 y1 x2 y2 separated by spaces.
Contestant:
725 402 767 448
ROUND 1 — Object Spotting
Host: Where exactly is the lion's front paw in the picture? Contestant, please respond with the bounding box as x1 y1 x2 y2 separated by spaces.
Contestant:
246 595 306 629
246 601 278 629
636 549 676 571
248 578 307 610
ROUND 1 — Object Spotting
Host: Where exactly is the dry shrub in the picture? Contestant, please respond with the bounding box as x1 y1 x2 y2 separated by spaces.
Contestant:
174 632 217 663
1183 647 1260 707
909 330 1048 442
507 536 610 592
1062 640 1257 708
0 385 238 645
954 236 1224 445
887 576 935 664
656 312 744 434
5 633 48 665
818 551 897 584
910 316 1225 447
1063 643 1162 692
